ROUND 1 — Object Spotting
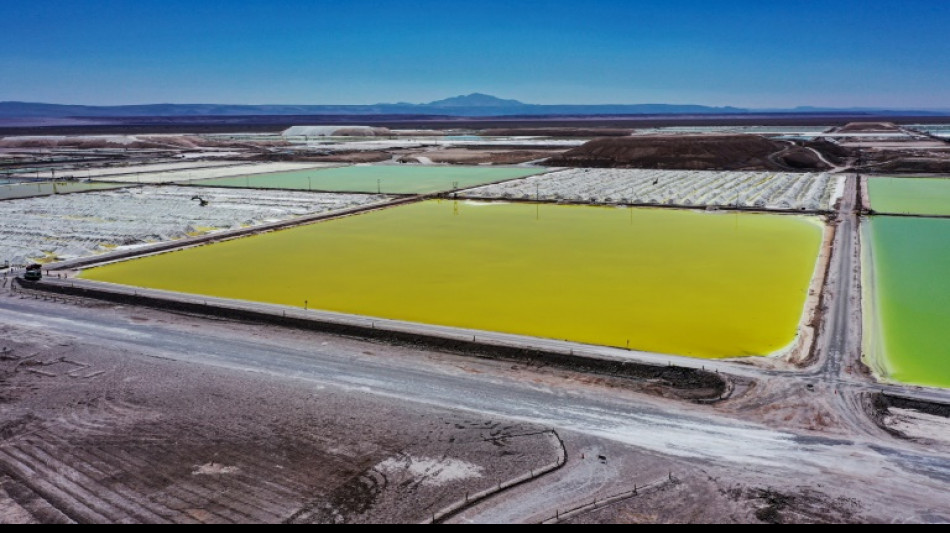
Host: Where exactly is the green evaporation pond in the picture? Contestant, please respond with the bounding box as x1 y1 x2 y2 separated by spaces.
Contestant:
868 216 950 387
181 165 543 195
868 177 950 216
82 201 823 360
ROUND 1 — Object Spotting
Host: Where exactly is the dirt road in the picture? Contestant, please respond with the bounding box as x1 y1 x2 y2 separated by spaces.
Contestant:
1 288 949 522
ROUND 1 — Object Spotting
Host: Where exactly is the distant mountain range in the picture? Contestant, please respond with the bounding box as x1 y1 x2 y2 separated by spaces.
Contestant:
1 93 947 118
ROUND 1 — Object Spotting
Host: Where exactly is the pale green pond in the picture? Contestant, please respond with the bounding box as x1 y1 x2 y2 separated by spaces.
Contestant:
868 177 950 216
865 216 950 388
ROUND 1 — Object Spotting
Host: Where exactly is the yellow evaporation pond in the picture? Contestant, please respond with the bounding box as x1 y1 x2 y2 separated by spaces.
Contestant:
82 201 824 359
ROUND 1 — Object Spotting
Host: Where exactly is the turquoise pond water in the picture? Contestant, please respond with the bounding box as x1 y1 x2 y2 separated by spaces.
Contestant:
866 216 950 388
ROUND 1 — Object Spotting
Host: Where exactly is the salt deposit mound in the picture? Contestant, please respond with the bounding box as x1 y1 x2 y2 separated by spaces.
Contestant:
546 134 831 171
837 122 902 133
479 128 635 138
283 126 393 137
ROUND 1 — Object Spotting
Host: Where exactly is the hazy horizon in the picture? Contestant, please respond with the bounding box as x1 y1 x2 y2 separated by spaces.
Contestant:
2 93 948 113
2 0 949 109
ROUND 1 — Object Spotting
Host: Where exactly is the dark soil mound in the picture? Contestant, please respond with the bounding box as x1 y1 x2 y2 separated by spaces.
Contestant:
479 128 634 138
838 122 901 133
865 157 950 174
331 126 393 137
804 139 854 165
546 134 828 171
780 147 827 169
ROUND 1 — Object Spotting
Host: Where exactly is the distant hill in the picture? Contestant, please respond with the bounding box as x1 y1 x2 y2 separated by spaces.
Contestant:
423 93 525 108
0 93 947 118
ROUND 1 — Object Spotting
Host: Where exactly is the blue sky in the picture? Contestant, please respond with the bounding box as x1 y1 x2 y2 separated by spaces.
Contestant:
1 0 948 108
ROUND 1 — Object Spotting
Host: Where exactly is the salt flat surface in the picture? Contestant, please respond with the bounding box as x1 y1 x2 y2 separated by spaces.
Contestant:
817 133 912 138
0 186 387 265
434 139 585 147
906 125 950 135
1 135 141 145
637 126 830 136
92 162 342 184
178 151 246 159
0 180 129 200
301 138 585 152
284 125 383 137
10 160 241 180
303 140 428 151
461 169 844 211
